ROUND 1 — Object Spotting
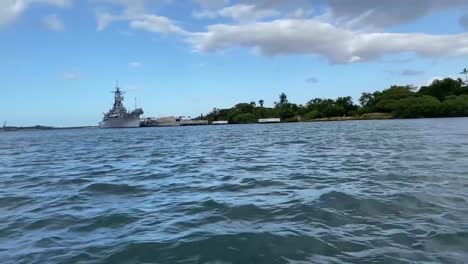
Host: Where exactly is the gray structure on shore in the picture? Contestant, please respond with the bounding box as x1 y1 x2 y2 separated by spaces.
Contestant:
141 116 208 127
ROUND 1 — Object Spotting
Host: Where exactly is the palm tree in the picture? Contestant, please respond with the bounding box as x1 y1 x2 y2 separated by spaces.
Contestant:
279 93 288 105
259 99 264 107
461 68 468 84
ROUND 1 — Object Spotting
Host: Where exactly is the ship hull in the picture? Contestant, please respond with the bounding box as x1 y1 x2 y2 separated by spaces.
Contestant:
99 117 141 128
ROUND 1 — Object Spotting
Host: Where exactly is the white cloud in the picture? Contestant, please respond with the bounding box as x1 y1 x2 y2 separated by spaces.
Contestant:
0 0 25 25
0 0 72 26
96 12 116 31
326 0 468 30
187 19 468 64
129 14 187 34
233 0 313 14
288 8 312 19
94 0 186 34
192 10 217 19
89 0 468 65
63 72 79 80
193 0 467 30
3 0 467 68
194 4 279 22
42 14 65 31
96 13 186 34
219 4 279 22
128 61 142 68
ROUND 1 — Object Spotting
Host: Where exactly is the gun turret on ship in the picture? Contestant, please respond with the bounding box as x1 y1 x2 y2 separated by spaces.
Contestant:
99 85 143 128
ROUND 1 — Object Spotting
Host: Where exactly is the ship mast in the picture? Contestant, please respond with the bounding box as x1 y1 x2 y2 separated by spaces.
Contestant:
111 81 126 113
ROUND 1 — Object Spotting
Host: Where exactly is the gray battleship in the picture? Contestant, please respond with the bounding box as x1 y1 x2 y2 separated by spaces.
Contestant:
99 85 143 128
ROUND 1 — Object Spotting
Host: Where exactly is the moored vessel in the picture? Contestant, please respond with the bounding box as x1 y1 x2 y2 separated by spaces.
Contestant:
99 85 143 128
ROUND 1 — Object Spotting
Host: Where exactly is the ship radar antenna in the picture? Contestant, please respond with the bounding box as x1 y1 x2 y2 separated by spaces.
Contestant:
460 68 468 85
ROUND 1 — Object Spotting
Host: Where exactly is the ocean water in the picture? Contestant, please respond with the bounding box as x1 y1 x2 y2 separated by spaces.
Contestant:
1 118 468 264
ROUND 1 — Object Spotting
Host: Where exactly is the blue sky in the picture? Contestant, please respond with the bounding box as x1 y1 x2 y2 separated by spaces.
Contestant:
1 0 468 127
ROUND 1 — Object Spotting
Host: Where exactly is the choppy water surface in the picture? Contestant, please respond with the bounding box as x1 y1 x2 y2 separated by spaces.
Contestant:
1 119 468 263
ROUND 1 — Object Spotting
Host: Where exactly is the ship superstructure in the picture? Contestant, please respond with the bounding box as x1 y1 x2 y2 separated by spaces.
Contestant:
99 85 143 128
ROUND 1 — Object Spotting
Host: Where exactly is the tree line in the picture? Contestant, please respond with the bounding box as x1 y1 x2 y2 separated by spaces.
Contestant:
199 77 468 123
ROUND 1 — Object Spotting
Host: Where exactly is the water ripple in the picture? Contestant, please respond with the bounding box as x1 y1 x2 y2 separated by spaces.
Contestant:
1 119 468 263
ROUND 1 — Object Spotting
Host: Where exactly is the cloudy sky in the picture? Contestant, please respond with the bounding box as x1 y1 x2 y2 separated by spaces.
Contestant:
1 0 468 126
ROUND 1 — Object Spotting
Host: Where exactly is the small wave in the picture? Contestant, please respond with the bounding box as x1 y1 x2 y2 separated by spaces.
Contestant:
177 199 227 215
240 178 287 188
200 199 228 210
104 232 340 264
205 179 286 193
272 140 310 146
34 236 64 248
0 195 33 209
243 165 278 172
70 213 138 232
318 191 401 217
81 183 146 195
426 232 468 253
55 178 91 186
225 204 273 220
206 183 244 192
390 193 443 213
25 215 80 231
185 199 277 222
285 203 353 227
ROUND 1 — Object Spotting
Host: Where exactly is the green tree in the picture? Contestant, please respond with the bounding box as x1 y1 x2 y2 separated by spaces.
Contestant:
418 78 461 101
234 103 254 114
258 99 264 107
440 95 468 116
323 104 345 117
277 103 297 119
202 75 468 123
359 92 373 107
304 110 322 120
278 93 288 105
373 86 414 112
232 113 257 123
335 96 358 116
394 95 441 118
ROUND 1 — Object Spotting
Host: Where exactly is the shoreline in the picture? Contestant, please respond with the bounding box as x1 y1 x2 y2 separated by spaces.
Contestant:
0 126 97 132
303 112 394 122
4 115 468 131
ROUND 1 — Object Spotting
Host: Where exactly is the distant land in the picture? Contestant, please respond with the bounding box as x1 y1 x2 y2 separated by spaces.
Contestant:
199 77 468 124
0 125 97 132
2 76 468 130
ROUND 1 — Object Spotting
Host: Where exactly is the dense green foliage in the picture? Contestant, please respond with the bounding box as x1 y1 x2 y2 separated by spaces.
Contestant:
200 78 468 123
